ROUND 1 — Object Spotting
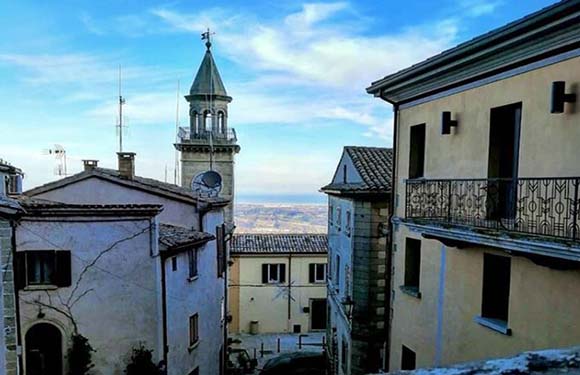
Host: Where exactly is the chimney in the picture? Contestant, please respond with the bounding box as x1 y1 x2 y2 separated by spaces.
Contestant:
83 160 99 172
117 152 136 179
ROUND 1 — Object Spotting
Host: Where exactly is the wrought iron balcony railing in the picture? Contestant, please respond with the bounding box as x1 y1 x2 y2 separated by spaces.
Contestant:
177 127 237 144
406 177 580 241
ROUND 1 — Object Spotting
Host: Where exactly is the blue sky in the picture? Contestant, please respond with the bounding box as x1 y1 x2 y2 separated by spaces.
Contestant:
0 0 557 203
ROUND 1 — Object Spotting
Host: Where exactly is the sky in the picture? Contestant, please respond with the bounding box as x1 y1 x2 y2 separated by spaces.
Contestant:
0 0 557 204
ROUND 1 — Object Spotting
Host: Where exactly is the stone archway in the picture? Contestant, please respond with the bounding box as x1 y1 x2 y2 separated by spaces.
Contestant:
25 323 63 375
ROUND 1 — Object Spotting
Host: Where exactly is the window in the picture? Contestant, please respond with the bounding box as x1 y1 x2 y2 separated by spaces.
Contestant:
336 206 342 231
16 251 71 289
189 313 199 347
341 337 349 372
261 264 286 284
188 249 198 279
343 165 347 183
329 205 334 227
409 123 426 179
480 254 511 329
401 345 416 370
345 210 352 236
217 224 226 277
402 238 421 297
171 257 178 272
309 263 327 283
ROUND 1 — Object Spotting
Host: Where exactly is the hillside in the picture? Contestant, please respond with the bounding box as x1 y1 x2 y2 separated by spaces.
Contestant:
235 203 327 233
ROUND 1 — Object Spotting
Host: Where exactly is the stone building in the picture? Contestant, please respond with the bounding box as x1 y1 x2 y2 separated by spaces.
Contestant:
175 36 240 225
320 146 392 375
229 234 328 334
0 161 24 375
368 0 580 371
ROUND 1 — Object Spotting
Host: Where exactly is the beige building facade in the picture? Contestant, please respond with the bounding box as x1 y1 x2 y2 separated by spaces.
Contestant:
229 234 327 334
368 1 580 372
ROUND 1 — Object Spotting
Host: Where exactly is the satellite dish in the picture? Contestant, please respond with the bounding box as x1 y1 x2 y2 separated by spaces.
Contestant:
192 171 222 197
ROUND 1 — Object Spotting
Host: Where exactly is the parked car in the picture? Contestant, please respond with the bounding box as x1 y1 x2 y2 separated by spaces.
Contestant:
260 352 326 375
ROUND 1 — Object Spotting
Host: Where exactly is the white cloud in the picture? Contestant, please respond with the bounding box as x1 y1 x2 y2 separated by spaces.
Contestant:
460 0 503 17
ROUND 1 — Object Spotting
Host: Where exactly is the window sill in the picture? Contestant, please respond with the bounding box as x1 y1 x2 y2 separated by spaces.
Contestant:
399 285 421 299
188 276 199 282
24 284 59 291
474 316 512 336
188 341 200 352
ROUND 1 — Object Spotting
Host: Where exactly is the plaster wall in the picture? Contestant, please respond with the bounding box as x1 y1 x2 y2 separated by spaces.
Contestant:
32 177 199 229
17 217 160 375
231 254 327 334
390 54 580 371
164 212 224 375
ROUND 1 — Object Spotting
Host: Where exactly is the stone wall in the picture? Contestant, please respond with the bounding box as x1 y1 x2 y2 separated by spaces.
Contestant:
0 218 17 375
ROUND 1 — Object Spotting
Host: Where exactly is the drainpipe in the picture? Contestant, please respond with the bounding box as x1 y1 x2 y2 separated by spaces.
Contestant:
383 99 399 370
160 254 168 370
287 252 292 329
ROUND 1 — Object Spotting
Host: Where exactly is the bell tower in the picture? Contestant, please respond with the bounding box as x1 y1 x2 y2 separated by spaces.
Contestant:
175 32 240 224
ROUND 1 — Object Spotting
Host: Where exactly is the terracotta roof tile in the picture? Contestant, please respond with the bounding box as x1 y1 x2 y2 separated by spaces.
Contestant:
231 234 327 254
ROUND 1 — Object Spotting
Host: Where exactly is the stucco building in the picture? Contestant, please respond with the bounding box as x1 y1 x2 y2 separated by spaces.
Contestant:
229 234 328 334
23 155 228 375
321 146 392 375
368 1 580 371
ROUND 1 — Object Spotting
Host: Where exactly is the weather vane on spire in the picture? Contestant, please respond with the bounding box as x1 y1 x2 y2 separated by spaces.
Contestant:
201 28 215 50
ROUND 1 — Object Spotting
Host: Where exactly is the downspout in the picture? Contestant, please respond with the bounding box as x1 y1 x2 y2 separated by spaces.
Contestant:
287 252 292 328
160 254 168 369
384 99 399 370
11 220 23 374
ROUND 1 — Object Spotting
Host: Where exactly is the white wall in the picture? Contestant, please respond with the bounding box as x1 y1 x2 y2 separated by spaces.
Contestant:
17 216 160 375
34 177 199 229
165 209 225 375
327 195 355 375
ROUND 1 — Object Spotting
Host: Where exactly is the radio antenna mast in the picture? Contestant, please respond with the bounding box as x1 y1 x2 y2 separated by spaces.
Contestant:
117 65 127 153
174 80 180 185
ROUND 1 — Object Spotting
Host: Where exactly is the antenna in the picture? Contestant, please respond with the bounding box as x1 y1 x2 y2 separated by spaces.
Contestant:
117 65 127 153
164 164 168 183
42 144 68 176
174 80 180 185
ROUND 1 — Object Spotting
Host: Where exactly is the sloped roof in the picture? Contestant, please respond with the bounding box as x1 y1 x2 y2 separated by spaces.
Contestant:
16 196 162 217
231 234 327 255
159 223 214 249
321 146 393 194
190 49 229 98
25 167 229 207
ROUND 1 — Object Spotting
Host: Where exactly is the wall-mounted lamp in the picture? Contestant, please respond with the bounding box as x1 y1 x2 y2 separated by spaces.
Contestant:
341 295 355 320
551 81 576 114
441 111 458 135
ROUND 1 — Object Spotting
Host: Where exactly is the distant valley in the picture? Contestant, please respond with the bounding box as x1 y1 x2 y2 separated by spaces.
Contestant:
235 203 327 233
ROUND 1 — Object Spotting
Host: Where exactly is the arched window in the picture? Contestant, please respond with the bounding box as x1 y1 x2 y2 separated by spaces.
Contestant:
192 111 199 134
204 110 212 132
218 111 226 133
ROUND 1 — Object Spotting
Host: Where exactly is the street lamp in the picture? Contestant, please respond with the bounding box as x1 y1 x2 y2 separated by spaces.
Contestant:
342 296 355 320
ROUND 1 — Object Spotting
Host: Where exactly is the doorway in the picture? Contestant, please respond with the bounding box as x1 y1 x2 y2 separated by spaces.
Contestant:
25 323 63 375
310 299 327 331
487 103 522 220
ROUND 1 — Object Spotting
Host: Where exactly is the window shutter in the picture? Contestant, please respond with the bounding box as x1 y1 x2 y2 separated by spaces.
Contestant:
280 264 286 283
55 251 72 287
309 264 315 283
15 252 26 290
262 264 268 283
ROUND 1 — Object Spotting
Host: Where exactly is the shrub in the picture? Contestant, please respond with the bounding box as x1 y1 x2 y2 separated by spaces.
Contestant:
125 345 161 375
68 334 95 375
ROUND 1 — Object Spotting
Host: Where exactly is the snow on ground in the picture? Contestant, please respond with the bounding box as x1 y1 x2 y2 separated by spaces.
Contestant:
371 346 580 374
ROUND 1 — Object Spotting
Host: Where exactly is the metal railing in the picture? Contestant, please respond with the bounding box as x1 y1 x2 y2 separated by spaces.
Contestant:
405 177 580 241
177 127 237 143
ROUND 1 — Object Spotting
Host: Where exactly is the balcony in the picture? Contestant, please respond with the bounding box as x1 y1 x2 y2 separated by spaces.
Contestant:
177 127 237 145
405 177 580 245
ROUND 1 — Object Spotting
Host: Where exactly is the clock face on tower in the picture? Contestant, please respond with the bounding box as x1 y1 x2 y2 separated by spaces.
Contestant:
192 171 222 197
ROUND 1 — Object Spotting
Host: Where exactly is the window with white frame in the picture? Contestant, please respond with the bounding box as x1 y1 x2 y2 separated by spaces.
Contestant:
261 263 286 284
309 263 327 283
